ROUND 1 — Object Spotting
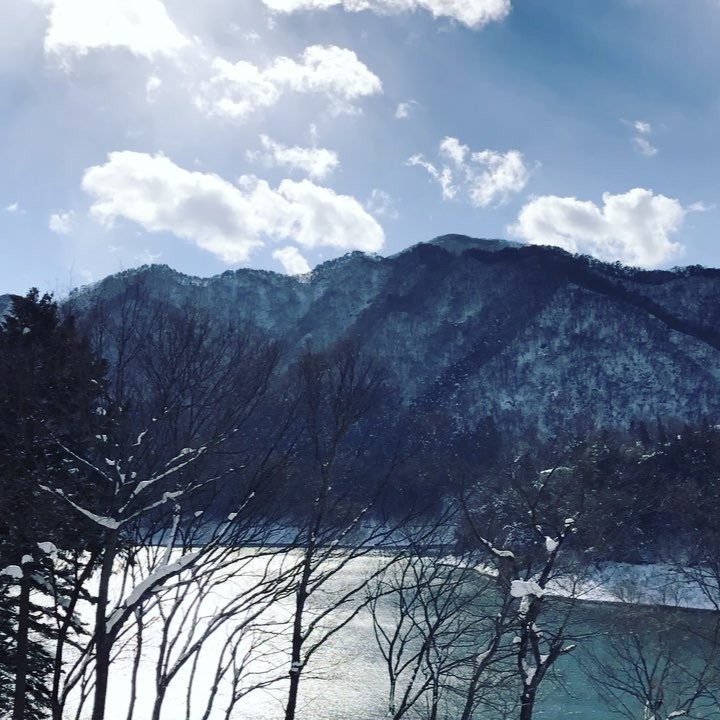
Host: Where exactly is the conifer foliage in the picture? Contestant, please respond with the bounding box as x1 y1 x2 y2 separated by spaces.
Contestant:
0 289 107 720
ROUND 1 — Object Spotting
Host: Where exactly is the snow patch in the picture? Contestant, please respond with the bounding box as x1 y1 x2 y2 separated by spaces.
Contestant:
1 565 22 579
511 580 545 598
545 536 558 553
545 562 719 610
106 550 200 633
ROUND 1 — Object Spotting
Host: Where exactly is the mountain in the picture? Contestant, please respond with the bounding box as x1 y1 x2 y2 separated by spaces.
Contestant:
65 236 720 442
0 294 12 319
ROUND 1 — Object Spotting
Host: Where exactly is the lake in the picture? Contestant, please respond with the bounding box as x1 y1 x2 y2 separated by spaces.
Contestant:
66 550 720 720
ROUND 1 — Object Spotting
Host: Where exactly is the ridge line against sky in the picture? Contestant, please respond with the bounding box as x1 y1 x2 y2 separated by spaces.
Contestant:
1 0 720 294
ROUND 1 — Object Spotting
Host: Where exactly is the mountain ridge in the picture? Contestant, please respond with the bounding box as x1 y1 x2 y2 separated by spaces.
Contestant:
49 236 720 440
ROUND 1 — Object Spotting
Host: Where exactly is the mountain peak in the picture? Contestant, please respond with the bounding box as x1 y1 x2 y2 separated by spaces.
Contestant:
427 234 522 254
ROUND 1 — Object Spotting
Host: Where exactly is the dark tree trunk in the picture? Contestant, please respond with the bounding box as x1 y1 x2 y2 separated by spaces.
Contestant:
12 571 31 720
91 532 118 720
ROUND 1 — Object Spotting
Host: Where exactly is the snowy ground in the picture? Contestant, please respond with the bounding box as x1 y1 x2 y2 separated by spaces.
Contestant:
545 562 718 610
435 553 720 611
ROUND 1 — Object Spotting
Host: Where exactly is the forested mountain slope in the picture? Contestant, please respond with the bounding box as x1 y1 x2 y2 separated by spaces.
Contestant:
67 235 720 441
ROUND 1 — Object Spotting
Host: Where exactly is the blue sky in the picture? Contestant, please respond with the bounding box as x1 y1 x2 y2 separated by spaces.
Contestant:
1 0 720 295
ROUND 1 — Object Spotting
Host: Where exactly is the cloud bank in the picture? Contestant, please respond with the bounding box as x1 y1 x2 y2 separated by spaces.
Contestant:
509 188 697 268
196 45 382 120
409 136 530 207
261 0 511 29
82 151 383 263
37 0 189 61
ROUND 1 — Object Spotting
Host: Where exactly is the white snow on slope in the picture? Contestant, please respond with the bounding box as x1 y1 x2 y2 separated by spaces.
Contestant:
545 562 718 610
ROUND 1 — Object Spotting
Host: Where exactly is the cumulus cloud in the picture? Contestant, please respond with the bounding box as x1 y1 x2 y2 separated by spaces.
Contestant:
49 210 75 234
508 188 701 268
247 135 339 180
5 202 19 213
261 0 511 29
37 0 189 61
196 45 382 120
276 177 383 251
408 136 530 207
81 151 383 262
273 246 311 274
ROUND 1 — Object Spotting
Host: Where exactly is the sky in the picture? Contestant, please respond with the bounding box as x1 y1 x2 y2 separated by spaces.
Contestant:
2 0 720 295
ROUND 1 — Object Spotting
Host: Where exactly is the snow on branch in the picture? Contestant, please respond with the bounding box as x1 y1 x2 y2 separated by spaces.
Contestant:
55 441 115 485
106 550 200 635
476 534 516 560
39 485 122 530
119 445 208 512
510 580 545 599
0 565 23 579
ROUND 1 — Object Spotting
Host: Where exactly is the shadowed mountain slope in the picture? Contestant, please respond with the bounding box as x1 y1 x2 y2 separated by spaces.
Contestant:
65 237 720 440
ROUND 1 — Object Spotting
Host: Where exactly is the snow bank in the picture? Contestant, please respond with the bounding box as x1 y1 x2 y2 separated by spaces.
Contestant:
545 562 718 610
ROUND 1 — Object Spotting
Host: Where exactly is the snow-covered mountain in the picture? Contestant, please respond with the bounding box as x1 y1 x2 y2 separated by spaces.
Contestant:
65 236 720 440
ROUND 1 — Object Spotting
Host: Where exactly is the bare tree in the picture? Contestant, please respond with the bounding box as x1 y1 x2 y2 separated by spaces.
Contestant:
461 456 591 720
279 340 404 720
42 291 285 720
581 604 720 720
368 526 516 720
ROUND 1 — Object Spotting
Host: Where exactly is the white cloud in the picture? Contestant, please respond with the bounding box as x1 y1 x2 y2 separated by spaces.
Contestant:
49 210 75 234
395 100 416 119
248 135 339 180
273 246 311 274
276 177 384 251
5 202 19 213
366 189 398 219
38 0 189 62
82 151 383 262
407 154 457 198
622 118 658 157
632 136 658 157
438 136 468 167
196 45 382 120
261 0 511 29
508 188 700 268
409 136 530 207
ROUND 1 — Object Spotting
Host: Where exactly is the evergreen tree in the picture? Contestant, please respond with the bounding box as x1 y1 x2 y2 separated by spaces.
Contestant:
0 289 107 720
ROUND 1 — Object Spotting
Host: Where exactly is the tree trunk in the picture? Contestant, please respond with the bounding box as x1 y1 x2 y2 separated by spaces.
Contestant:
53 551 98 720
284 583 308 720
519 687 536 720
12 571 31 720
91 532 118 720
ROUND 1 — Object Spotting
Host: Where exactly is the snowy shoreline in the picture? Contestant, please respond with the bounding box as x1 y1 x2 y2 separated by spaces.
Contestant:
435 553 720 613
542 562 718 613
